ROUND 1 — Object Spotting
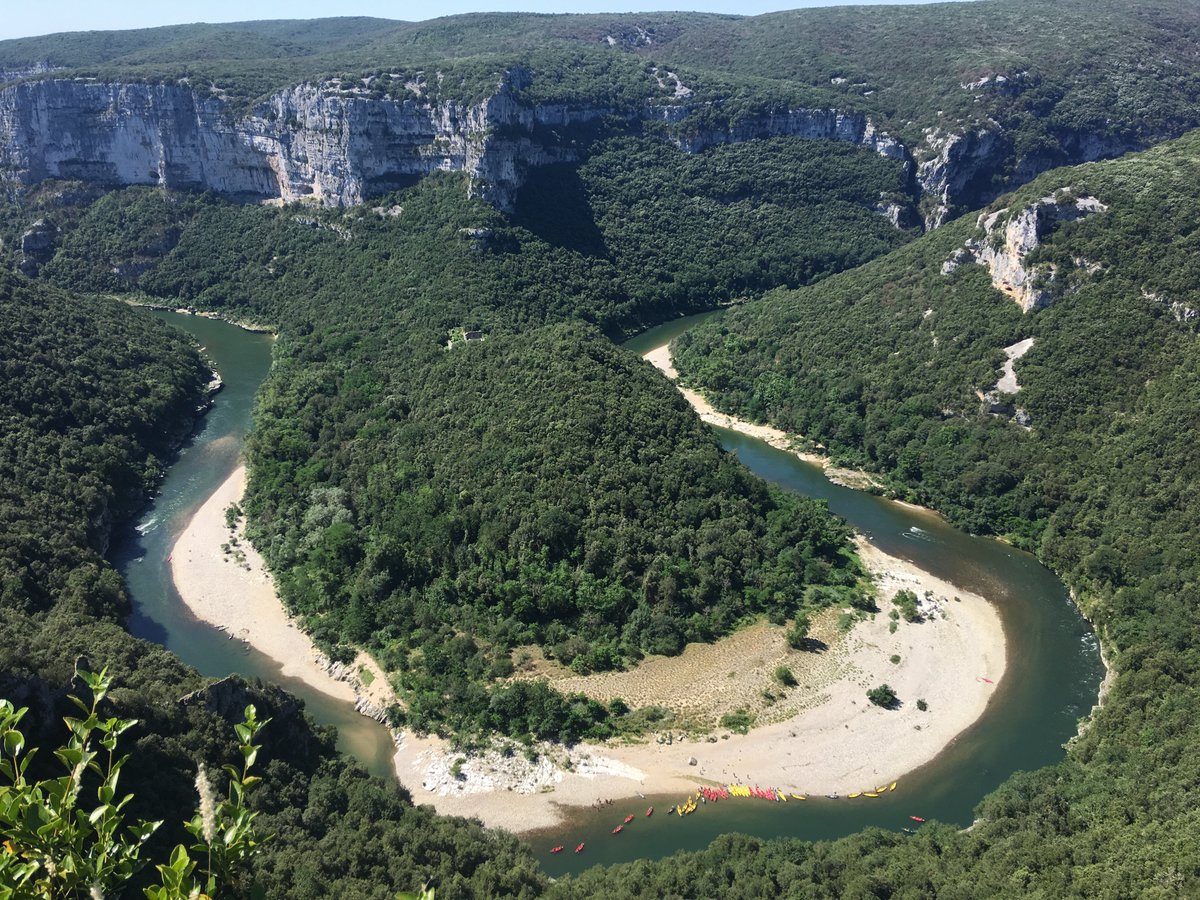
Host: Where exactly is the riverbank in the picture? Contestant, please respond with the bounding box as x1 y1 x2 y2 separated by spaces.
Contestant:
389 536 1005 832
121 297 277 334
641 343 882 490
170 465 395 713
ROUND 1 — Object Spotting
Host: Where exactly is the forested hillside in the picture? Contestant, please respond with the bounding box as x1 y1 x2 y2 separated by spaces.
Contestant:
0 278 546 896
0 276 209 616
652 130 1200 895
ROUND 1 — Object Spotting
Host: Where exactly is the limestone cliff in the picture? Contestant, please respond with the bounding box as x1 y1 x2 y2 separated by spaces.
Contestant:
0 74 909 214
917 121 1141 229
942 192 1107 312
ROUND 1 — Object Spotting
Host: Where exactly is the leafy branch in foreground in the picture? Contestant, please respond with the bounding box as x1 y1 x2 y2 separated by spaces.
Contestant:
0 669 269 900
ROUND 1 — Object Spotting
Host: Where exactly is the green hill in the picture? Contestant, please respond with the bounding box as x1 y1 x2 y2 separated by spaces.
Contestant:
659 128 1200 895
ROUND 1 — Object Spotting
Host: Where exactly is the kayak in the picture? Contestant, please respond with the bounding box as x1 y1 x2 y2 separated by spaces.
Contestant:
550 846 564 854
612 825 624 834
646 807 653 817
624 814 635 824
791 794 806 801
910 816 926 823
890 782 898 792
848 792 861 799
575 843 586 853
864 792 879 798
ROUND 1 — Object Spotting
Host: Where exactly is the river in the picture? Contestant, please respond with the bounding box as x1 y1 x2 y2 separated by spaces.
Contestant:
114 309 1104 877
113 311 398 777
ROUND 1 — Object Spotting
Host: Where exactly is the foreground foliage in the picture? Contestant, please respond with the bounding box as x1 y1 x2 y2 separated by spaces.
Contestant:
0 672 268 900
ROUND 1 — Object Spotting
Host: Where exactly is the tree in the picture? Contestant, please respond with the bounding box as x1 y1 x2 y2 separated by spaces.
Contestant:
786 616 811 649
867 684 898 708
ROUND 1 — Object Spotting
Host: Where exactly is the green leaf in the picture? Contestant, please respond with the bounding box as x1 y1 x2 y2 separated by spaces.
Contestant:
2 730 23 757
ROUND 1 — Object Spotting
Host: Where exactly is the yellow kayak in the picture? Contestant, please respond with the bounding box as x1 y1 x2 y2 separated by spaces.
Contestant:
889 782 898 792
791 794 807 801
875 785 888 794
864 792 879 798
848 792 861 799
778 791 787 802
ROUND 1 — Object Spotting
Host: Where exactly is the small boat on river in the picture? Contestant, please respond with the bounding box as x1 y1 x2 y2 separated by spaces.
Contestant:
612 825 624 835
646 807 653 817
550 846 564 854
910 816 926 823
624 814 635 824
575 843 586 854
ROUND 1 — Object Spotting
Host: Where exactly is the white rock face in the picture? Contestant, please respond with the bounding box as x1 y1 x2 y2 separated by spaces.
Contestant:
0 76 911 213
0 76 614 211
948 193 1108 312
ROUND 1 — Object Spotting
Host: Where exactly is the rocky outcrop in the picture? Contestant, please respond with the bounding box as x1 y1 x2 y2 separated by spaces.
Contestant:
945 193 1107 312
671 106 907 163
1143 289 1199 326
0 74 912 215
918 127 1008 229
980 337 1035 428
19 217 58 275
918 121 1142 229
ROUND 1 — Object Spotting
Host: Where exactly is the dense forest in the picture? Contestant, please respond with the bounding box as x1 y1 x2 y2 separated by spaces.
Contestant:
5 1 1200 896
0 276 209 616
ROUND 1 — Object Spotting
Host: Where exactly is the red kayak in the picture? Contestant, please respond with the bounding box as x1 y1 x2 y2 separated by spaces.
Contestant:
646 807 653 817
624 814 635 823
575 843 585 854
909 816 926 823
550 846 564 854
612 825 624 834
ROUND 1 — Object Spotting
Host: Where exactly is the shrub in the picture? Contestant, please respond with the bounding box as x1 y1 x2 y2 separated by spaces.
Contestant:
786 616 811 649
720 709 754 734
867 684 898 708
894 589 921 622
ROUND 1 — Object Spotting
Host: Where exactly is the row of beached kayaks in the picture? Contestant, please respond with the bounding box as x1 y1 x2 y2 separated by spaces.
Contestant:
552 781 928 854
847 782 899 798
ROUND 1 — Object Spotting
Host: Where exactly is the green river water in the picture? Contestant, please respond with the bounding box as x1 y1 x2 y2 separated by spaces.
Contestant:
115 310 1104 878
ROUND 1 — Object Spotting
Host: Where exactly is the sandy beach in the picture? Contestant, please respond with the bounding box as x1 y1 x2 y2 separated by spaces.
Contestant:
642 343 880 489
389 536 1005 831
171 465 395 711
